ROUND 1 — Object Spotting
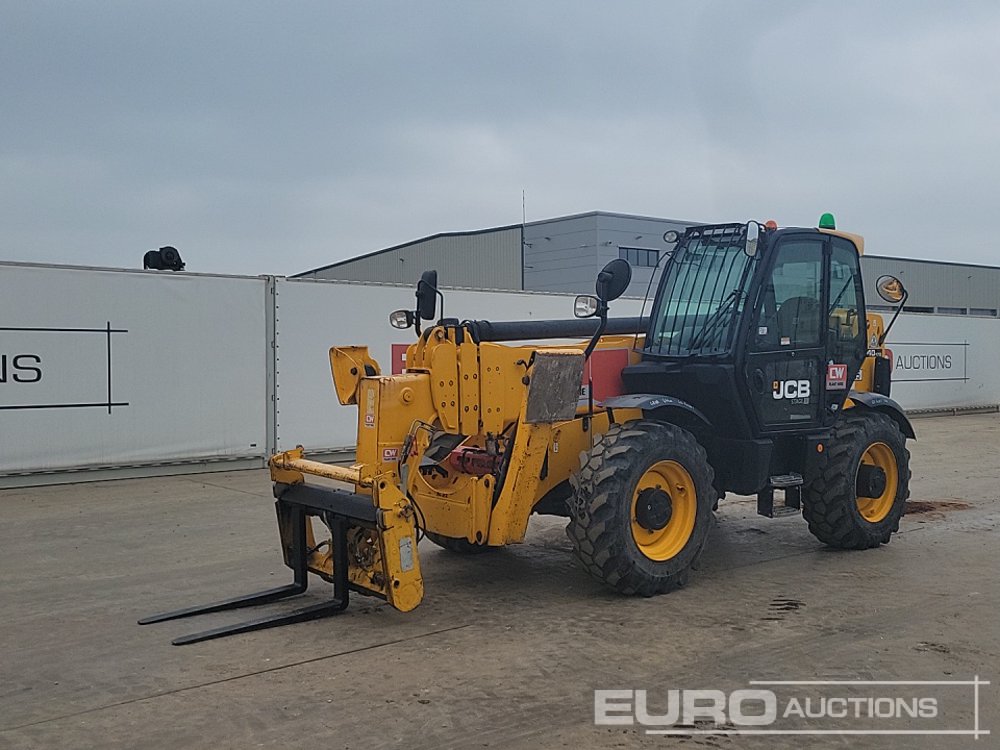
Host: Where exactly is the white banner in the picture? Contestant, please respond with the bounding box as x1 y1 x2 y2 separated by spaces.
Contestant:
0 264 267 474
885 314 1000 410
1 261 997 479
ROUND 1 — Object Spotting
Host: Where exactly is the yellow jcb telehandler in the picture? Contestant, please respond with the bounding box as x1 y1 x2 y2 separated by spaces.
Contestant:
142 215 913 644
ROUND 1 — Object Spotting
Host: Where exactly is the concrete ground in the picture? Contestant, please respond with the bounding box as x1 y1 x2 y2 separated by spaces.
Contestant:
1 414 998 750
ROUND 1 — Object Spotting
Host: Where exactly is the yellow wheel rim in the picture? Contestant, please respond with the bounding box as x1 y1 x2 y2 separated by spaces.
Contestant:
630 460 697 561
856 442 898 522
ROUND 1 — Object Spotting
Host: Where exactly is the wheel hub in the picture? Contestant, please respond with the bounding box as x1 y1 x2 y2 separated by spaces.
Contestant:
635 487 673 531
856 464 888 499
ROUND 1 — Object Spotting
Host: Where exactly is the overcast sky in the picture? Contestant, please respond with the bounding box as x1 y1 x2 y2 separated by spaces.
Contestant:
2 1 998 276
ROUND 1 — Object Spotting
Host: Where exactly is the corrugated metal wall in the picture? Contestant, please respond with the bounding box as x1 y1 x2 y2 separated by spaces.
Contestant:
524 221 1000 313
522 212 696 297
861 256 1000 316
596 214 695 298
297 214 999 317
522 214 600 293
303 227 522 290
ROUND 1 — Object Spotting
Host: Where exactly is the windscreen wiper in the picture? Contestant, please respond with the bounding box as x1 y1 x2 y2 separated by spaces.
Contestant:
687 290 740 352
829 277 852 313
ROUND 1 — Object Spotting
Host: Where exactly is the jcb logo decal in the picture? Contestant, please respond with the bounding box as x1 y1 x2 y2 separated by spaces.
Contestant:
772 379 811 400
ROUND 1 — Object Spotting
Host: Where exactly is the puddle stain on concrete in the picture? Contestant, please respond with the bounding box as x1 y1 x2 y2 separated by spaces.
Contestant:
762 596 805 621
906 500 972 514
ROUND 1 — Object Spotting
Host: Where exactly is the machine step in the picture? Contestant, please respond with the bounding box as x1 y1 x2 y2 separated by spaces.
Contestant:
757 474 804 518
768 473 804 488
768 503 801 518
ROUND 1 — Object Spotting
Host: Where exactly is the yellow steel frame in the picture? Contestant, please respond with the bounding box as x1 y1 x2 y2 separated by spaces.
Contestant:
270 327 643 612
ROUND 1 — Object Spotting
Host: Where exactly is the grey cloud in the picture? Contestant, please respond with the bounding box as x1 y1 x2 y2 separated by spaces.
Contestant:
1 1 998 275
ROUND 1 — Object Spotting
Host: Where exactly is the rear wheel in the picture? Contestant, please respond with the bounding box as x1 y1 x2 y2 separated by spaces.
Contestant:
567 420 715 596
803 411 910 549
425 532 493 555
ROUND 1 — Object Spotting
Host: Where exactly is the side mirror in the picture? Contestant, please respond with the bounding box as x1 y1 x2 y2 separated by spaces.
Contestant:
389 309 414 329
874 275 909 346
416 270 439 321
745 222 759 258
595 258 632 302
876 275 907 305
574 295 600 318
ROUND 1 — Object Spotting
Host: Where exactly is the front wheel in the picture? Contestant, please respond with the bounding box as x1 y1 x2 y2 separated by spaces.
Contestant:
803 411 911 549
567 420 716 596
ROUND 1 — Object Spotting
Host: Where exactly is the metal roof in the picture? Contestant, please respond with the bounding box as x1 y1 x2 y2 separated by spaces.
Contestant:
293 210 703 277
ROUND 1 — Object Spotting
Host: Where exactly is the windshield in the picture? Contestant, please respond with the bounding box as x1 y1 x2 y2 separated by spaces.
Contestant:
646 224 759 356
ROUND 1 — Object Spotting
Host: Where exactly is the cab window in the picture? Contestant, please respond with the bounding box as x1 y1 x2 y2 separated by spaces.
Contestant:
751 239 824 351
828 238 865 365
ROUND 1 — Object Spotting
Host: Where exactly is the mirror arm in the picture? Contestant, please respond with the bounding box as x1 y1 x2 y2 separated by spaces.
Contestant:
414 276 446 334
436 288 445 324
877 290 908 346
582 302 609 360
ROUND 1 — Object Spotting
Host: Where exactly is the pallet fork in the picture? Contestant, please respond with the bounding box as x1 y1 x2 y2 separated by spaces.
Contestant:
140 483 374 645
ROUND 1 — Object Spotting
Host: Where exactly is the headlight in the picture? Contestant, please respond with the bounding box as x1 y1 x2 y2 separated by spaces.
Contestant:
389 309 414 329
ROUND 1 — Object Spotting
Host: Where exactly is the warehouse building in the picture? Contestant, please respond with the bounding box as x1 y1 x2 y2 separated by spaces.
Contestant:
295 212 693 299
296 211 1000 316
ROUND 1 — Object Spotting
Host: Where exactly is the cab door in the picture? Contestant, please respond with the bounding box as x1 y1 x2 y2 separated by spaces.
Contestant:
743 234 826 432
824 236 867 412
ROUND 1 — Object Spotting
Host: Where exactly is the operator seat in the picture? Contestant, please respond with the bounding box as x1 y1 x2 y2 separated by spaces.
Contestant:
776 296 820 345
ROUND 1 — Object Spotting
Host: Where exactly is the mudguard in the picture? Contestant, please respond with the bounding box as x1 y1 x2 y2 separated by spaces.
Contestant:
601 393 711 428
848 390 916 439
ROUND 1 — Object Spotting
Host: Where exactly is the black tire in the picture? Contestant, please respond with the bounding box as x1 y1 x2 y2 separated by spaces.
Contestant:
425 532 493 555
802 411 910 549
567 420 716 596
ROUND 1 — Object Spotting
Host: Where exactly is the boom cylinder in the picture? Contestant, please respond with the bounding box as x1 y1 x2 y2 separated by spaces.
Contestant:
465 316 647 343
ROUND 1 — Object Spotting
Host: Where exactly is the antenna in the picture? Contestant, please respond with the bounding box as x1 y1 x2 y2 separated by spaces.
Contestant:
522 189 526 225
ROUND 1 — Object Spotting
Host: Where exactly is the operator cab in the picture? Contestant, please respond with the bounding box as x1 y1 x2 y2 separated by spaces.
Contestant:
621 216 900 495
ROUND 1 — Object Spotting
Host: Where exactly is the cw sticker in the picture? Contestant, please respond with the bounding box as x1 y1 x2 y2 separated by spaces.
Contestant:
382 446 400 462
826 363 848 390
364 388 376 427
